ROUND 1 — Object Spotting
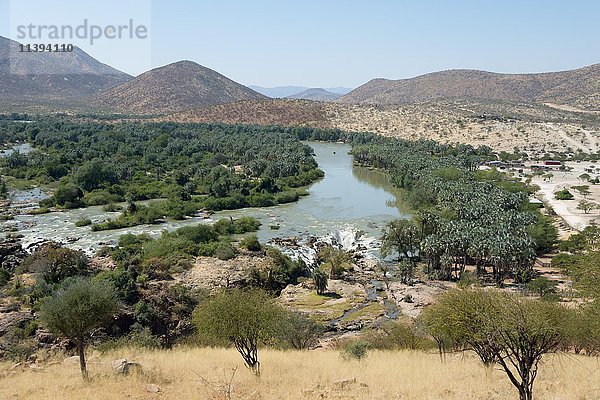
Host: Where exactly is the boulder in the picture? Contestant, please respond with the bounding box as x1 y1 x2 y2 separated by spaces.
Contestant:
146 384 161 393
0 312 32 336
112 358 144 376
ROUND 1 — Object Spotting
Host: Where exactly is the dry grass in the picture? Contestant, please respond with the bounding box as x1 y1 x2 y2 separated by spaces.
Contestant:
1 348 600 400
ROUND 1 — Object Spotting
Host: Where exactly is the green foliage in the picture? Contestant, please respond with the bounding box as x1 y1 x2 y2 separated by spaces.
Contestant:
577 199 599 214
193 289 283 374
75 218 92 227
214 242 236 260
317 246 352 279
275 311 324 350
213 217 261 235
39 278 121 379
239 234 261 251
527 213 558 254
364 320 434 350
527 277 558 298
52 183 84 208
554 188 574 200
421 289 571 400
456 270 481 289
249 248 307 293
1 120 323 214
312 267 328 295
340 340 369 361
20 243 89 284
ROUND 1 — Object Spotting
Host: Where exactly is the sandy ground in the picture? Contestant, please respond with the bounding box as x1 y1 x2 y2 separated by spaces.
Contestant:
532 162 600 231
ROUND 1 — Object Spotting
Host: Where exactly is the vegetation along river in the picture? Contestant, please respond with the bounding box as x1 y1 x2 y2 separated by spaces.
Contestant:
9 142 409 255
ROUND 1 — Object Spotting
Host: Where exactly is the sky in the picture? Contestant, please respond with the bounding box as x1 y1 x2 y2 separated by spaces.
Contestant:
1 0 599 88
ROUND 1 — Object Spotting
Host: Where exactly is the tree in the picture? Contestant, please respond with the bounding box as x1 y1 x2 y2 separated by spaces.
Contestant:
193 289 282 375
53 183 84 207
312 267 328 295
381 219 420 263
577 199 598 214
572 185 591 198
421 289 569 400
39 278 121 380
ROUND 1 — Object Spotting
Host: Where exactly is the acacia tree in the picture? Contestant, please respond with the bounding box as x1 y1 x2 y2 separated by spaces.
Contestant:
39 278 121 380
421 289 569 400
193 289 282 375
577 199 598 214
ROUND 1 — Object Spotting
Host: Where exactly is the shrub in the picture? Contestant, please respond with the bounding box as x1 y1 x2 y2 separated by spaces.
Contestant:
340 340 369 361
554 188 574 200
240 234 261 251
275 311 324 350
75 218 92 227
215 242 236 260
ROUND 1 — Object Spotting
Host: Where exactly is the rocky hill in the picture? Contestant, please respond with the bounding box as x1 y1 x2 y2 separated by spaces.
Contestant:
286 88 342 102
0 36 131 104
338 64 600 111
92 61 266 114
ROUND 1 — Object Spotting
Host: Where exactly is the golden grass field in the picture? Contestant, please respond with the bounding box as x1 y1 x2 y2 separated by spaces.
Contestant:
1 348 600 400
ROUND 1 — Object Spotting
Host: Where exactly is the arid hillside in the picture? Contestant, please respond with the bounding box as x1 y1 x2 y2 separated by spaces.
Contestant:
0 36 131 104
337 64 600 111
92 61 266 114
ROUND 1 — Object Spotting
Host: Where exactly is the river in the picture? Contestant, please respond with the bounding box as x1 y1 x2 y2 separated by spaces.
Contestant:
6 142 408 255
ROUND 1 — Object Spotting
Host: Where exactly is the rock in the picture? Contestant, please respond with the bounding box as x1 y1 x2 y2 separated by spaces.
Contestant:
63 356 80 365
146 384 160 393
333 377 356 390
0 312 33 336
0 239 27 272
112 359 144 376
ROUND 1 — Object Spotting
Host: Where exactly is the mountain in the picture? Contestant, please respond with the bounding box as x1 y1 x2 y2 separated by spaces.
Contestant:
93 61 266 114
337 64 600 110
249 85 309 98
250 85 353 98
286 88 342 102
0 36 132 104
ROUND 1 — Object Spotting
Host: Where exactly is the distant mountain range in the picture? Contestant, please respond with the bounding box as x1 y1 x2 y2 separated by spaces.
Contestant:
0 36 131 104
250 85 353 98
92 60 266 114
1 34 599 114
337 65 600 110
286 88 342 102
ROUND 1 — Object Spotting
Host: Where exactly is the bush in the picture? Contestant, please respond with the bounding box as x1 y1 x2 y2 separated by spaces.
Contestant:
240 234 261 251
20 243 89 284
340 340 369 361
554 189 574 200
215 242 236 260
364 321 434 350
75 218 92 227
276 311 324 350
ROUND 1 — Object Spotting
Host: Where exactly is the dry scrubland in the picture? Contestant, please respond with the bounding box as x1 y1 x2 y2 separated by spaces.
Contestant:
1 348 599 400
167 99 600 154
325 102 600 155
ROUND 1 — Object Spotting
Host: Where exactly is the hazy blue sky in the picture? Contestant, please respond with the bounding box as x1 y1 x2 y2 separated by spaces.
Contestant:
1 0 599 87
